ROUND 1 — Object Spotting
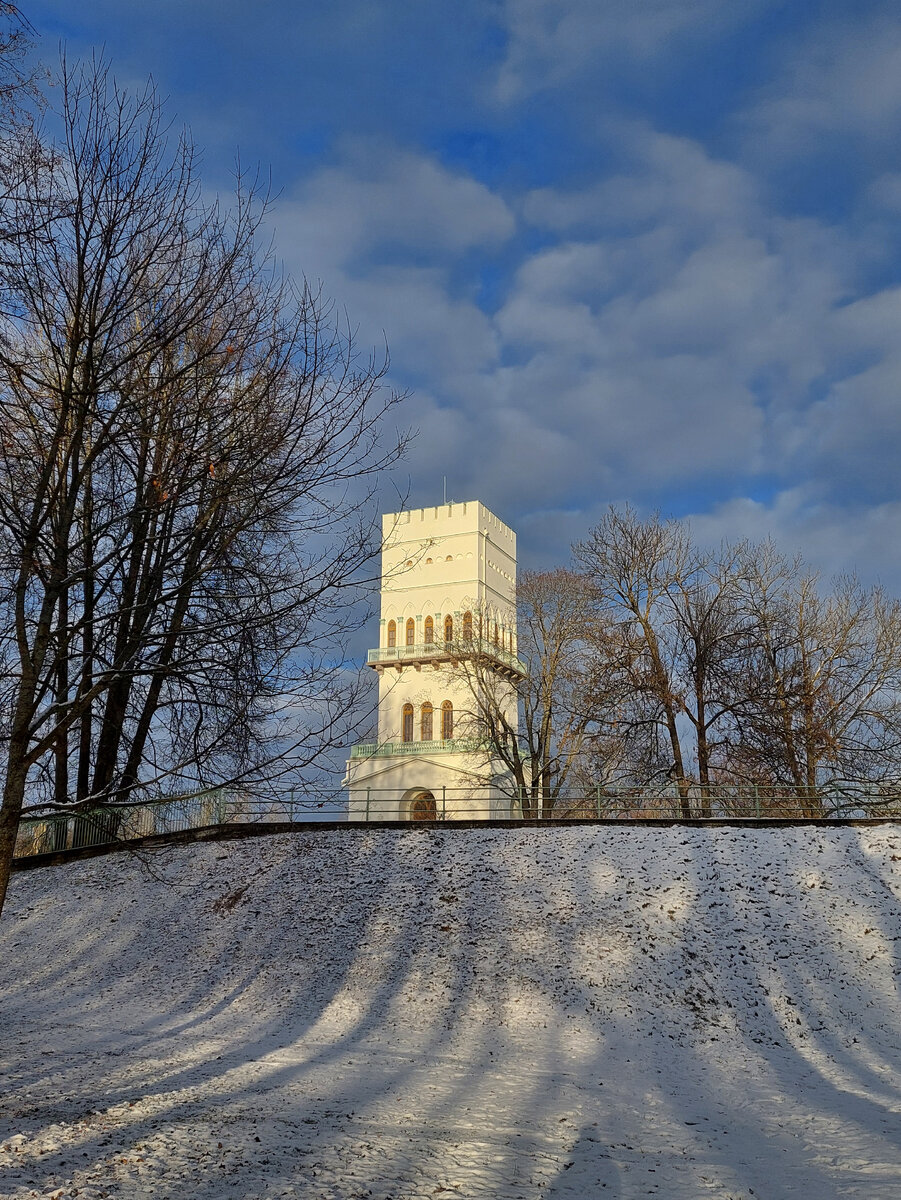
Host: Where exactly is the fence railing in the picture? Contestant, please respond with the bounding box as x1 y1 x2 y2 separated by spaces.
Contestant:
13 793 296 860
366 639 526 674
350 738 484 758
12 785 901 861
346 784 901 822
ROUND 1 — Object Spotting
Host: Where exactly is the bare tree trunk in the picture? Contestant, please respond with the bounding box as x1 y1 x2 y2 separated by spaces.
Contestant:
76 481 95 803
642 621 691 818
695 685 711 817
53 585 69 807
0 732 29 916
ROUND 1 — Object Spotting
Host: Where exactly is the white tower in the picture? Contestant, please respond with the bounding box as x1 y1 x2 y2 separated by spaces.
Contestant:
345 500 521 820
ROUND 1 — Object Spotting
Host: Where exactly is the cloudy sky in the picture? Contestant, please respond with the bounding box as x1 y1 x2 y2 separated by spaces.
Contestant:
25 0 901 586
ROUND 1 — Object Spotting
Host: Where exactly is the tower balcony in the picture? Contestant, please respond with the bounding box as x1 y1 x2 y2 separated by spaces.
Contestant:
349 738 485 759
366 639 525 677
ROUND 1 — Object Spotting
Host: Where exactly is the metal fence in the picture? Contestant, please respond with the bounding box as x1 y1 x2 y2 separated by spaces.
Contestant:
12 784 901 861
348 784 901 822
13 793 279 860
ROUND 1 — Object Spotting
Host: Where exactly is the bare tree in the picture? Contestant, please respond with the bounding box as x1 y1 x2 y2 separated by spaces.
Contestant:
721 544 901 814
576 514 901 816
0 4 39 130
451 569 605 817
575 507 698 816
0 58 404 917
662 541 750 815
0 5 46 303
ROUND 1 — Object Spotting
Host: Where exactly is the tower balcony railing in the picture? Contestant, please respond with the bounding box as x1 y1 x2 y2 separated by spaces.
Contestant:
367 638 525 675
350 738 486 758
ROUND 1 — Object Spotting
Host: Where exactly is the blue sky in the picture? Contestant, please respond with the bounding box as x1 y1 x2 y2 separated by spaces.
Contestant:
24 0 901 587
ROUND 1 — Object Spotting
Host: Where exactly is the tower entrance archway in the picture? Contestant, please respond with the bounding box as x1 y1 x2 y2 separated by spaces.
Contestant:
403 788 437 821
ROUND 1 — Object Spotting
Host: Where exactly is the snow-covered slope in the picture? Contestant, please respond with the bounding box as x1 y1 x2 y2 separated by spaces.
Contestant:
1 824 900 1199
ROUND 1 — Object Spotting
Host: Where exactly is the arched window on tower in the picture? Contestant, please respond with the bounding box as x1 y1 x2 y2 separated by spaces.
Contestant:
441 701 454 741
387 620 396 648
424 616 434 644
493 621 499 646
421 702 433 741
402 704 414 743
444 615 454 644
462 611 473 641
405 618 415 646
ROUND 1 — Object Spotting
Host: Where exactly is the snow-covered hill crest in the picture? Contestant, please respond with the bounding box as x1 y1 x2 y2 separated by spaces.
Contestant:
2 825 900 1198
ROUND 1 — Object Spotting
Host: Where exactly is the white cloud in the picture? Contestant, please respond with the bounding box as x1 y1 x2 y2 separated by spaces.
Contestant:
275 143 514 274
866 172 901 212
802 354 901 486
517 487 901 590
270 130 900 592
686 491 901 593
494 133 857 493
743 11 901 158
524 129 758 236
495 0 774 101
270 144 512 385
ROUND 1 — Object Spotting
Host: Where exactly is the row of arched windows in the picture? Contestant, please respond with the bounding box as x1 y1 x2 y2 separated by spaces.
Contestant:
386 613 512 650
402 701 453 742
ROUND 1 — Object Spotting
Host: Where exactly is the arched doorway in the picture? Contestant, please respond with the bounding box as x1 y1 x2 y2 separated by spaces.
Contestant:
409 790 437 821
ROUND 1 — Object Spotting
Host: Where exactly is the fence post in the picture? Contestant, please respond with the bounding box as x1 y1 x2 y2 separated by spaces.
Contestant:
365 788 370 822
442 786 446 820
754 784 760 819
596 782 601 819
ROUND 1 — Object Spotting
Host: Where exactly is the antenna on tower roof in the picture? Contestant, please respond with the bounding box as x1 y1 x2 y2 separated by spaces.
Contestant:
443 476 447 505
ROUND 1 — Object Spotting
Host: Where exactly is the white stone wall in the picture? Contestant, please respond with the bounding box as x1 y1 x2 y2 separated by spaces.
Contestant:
379 503 515 630
346 500 520 818
346 750 517 820
376 500 518 746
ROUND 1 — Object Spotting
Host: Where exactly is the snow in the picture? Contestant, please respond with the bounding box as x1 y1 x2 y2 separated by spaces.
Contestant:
1 824 900 1198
